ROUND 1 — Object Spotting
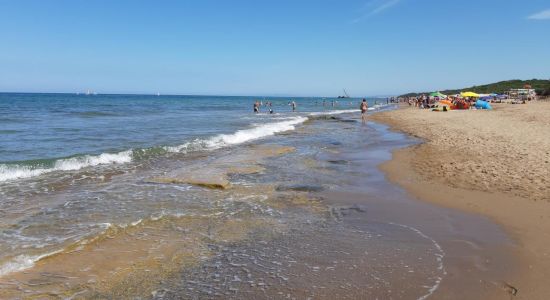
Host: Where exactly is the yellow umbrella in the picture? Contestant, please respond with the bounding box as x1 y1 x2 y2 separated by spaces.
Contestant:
461 91 480 98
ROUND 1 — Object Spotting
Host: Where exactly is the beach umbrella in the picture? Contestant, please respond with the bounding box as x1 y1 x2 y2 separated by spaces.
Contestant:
461 91 480 98
429 92 447 98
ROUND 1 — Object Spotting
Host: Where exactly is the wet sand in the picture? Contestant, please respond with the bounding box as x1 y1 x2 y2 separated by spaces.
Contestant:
372 102 550 299
153 121 519 299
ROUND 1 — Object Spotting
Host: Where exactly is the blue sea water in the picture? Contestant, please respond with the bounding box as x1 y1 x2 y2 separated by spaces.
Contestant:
0 93 384 182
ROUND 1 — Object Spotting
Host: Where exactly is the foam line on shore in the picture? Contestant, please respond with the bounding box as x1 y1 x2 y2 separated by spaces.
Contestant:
389 222 447 300
0 250 63 277
0 211 205 278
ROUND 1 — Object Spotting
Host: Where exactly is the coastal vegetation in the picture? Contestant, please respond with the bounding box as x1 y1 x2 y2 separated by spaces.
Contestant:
400 79 550 97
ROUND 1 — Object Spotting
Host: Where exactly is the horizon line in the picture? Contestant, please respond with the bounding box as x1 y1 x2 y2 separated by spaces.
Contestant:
0 91 395 99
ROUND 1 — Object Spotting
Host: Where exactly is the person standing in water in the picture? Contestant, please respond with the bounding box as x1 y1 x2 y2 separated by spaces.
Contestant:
253 101 260 113
360 99 368 123
291 100 296 112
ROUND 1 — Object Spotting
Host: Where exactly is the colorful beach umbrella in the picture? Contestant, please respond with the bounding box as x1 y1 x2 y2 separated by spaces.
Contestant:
461 91 480 98
429 92 447 98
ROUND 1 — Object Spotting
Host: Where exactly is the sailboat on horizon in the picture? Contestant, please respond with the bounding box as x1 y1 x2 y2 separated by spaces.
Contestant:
338 89 350 99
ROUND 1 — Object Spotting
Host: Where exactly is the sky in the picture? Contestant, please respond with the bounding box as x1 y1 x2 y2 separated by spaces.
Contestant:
0 0 549 96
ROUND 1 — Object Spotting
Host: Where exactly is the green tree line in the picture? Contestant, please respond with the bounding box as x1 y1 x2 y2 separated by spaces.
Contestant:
400 79 550 97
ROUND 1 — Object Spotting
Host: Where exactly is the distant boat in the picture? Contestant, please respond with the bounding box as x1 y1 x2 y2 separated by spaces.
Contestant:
338 89 350 99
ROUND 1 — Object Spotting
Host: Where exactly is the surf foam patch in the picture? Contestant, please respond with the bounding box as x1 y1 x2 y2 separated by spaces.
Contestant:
0 150 133 182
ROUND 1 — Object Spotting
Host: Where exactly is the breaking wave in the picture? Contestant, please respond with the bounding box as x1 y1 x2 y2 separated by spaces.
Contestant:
164 116 308 153
0 151 133 182
1 110 359 183
0 250 63 277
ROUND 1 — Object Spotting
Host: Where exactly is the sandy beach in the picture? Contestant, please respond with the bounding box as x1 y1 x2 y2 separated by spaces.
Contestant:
372 101 550 299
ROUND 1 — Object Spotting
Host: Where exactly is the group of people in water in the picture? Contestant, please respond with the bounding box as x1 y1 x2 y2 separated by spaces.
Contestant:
252 98 371 123
253 100 296 114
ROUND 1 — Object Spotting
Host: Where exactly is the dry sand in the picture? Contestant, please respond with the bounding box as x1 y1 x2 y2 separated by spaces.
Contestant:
372 101 550 299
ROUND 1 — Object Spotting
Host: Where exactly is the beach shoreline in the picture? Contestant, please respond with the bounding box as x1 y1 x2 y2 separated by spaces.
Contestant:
371 102 550 299
0 104 520 299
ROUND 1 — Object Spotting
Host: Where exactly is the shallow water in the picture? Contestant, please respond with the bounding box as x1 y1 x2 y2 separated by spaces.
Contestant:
0 95 515 299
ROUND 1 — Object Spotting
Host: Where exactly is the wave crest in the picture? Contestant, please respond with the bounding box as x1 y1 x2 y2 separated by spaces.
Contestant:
0 150 133 182
1 112 345 182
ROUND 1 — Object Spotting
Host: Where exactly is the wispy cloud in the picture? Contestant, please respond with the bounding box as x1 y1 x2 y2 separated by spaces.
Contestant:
351 0 401 23
528 9 550 20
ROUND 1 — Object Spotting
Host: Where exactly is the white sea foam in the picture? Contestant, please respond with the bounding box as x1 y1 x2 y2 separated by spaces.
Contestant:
0 150 133 182
53 151 132 171
389 222 447 300
0 251 61 277
1 112 335 181
0 165 48 182
208 116 308 147
165 116 308 153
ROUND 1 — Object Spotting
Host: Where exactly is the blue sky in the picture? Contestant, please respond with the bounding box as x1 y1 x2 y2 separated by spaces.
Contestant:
0 0 548 96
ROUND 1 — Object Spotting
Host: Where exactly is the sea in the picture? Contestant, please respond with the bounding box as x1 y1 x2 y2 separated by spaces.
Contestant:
0 93 380 179
0 93 512 299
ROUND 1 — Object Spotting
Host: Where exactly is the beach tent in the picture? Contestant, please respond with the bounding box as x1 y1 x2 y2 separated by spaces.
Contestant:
475 100 493 110
461 92 480 98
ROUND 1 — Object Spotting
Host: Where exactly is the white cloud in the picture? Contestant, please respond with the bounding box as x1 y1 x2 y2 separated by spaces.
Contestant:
528 9 550 20
351 0 401 23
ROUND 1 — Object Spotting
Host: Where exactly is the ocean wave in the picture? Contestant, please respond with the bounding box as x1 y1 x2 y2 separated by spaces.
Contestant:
0 150 133 182
0 250 62 277
210 116 308 146
0 112 337 182
164 116 308 153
